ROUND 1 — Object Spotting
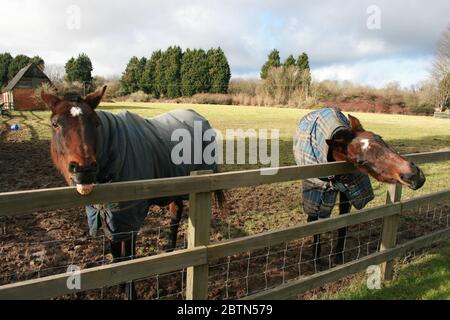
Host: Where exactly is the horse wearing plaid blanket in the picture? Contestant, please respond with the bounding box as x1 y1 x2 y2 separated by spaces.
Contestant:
293 107 425 263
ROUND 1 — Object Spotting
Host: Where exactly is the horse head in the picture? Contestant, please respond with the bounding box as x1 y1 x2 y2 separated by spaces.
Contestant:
41 86 107 195
326 114 426 190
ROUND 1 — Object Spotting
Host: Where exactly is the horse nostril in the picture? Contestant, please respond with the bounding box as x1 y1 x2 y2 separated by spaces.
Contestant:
68 162 78 173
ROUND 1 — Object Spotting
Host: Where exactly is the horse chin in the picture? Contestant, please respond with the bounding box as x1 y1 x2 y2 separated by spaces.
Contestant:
76 184 94 195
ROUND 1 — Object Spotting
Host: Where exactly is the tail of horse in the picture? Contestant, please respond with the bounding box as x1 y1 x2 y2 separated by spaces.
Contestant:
213 165 227 212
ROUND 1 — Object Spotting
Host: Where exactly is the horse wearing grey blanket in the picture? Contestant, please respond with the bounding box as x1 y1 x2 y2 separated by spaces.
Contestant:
86 108 220 243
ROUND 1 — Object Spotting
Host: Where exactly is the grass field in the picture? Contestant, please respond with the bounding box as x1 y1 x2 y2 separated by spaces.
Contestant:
322 242 450 300
1 102 449 299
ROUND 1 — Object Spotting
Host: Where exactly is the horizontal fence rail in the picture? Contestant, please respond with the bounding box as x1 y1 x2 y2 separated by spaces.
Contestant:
0 150 449 300
1 150 449 217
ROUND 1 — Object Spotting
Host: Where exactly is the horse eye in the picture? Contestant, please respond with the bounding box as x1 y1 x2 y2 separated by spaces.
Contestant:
52 121 60 129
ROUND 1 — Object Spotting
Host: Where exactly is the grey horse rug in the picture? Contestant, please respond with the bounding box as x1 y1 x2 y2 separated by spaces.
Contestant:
293 107 374 219
86 109 218 241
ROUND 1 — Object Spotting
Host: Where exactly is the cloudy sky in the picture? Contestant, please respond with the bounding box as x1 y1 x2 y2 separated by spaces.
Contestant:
1 0 448 87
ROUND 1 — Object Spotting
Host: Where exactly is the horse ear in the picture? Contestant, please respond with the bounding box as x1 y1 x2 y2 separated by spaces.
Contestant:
41 91 61 111
348 114 364 132
326 138 347 149
84 86 107 109
326 139 348 161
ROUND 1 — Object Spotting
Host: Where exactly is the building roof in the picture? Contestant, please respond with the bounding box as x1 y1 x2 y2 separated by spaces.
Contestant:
3 63 52 92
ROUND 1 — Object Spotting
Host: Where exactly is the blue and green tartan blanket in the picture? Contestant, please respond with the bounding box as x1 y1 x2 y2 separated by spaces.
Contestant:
293 107 374 219
86 109 218 241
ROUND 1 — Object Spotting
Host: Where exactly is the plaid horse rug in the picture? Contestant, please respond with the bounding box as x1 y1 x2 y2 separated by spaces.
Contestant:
293 107 374 219
86 109 218 241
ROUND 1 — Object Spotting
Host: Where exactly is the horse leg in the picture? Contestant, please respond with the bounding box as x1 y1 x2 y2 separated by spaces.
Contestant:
307 215 321 261
122 238 137 300
335 192 351 264
166 199 184 252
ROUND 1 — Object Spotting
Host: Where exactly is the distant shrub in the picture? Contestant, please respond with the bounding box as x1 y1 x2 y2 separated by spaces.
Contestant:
228 79 261 96
410 103 435 115
191 93 232 105
102 80 121 101
125 90 152 102
33 83 57 109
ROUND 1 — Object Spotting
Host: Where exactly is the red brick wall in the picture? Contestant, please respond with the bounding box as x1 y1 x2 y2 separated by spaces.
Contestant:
12 88 46 111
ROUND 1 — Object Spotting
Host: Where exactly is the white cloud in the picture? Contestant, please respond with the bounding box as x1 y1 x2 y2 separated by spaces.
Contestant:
0 0 448 86
312 56 433 88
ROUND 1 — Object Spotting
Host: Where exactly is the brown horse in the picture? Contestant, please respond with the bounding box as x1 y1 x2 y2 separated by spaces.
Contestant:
299 110 425 264
42 86 224 299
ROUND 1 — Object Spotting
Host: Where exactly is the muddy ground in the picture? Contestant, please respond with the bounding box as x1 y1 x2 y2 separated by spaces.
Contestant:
0 125 449 300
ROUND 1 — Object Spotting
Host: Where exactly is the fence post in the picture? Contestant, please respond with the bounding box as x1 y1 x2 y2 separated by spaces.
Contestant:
379 183 402 281
186 170 212 300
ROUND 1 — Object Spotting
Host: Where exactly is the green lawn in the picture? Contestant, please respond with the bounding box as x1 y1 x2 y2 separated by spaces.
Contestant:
322 243 450 300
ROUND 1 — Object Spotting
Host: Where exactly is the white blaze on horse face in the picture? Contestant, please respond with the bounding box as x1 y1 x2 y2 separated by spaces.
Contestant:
70 106 83 117
361 139 370 151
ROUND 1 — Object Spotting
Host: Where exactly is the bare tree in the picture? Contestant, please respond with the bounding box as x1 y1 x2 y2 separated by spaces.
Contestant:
432 24 450 112
44 64 66 83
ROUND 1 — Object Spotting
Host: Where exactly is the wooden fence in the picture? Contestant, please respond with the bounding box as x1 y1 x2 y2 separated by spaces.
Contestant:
0 150 449 300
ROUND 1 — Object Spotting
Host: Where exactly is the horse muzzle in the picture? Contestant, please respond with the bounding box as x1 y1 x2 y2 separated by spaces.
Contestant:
400 163 426 190
68 162 99 195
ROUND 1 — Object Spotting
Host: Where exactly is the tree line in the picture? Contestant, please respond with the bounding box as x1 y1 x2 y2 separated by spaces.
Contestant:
0 53 45 87
260 49 310 80
120 46 231 98
259 49 312 104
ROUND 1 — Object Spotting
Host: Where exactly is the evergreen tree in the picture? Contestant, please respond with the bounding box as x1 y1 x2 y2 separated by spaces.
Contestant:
30 56 45 70
296 52 311 98
141 50 161 96
283 54 296 68
64 57 76 81
181 49 210 96
296 52 310 71
137 56 147 90
8 54 31 79
207 47 231 93
260 49 281 79
65 53 93 85
161 46 182 98
120 56 145 95
0 53 13 87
